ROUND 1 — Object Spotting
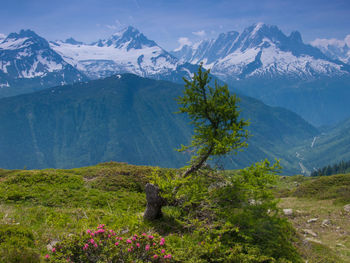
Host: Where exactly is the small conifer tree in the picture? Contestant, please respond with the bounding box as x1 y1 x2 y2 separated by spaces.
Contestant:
177 64 249 176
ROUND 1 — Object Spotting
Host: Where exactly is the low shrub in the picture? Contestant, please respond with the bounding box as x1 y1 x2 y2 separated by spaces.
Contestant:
44 224 173 262
0 224 40 263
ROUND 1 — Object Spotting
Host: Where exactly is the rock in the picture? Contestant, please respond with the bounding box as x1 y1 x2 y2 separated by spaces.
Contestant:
283 209 293 216
321 219 331 226
303 229 317 237
47 240 59 251
305 237 322 244
143 183 165 220
343 204 350 212
307 218 318 223
248 199 262 205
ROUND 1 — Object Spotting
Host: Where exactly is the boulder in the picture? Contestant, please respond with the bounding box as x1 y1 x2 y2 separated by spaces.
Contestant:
283 209 293 216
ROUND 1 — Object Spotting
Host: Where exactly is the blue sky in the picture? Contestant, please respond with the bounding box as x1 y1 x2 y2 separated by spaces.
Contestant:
1 0 349 50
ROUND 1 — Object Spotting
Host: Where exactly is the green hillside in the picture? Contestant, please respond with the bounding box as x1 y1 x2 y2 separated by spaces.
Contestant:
0 74 317 174
290 117 350 173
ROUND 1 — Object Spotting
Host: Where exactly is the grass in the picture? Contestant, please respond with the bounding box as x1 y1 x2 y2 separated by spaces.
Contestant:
0 162 153 261
1 162 349 262
275 173 350 262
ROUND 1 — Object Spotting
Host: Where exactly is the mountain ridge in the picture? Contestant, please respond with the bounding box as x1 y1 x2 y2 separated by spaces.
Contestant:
0 73 317 174
0 29 87 97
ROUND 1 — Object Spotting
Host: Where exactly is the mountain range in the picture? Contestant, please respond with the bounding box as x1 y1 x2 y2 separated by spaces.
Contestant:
1 24 350 126
172 23 350 80
50 26 196 83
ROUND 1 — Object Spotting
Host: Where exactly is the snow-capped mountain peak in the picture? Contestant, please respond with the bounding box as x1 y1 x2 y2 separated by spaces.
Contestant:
0 29 50 50
95 26 157 50
172 23 350 80
0 29 86 96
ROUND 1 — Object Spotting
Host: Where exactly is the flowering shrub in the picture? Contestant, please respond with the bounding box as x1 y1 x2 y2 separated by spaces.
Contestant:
44 224 173 262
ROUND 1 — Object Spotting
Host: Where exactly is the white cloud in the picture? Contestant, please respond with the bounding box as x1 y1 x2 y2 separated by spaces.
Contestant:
105 19 125 31
345 35 350 47
106 25 117 30
0 33 6 40
311 35 350 49
174 37 192 51
192 30 206 37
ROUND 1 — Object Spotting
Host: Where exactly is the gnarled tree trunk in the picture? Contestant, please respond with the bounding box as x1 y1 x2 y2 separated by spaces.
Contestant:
143 183 164 220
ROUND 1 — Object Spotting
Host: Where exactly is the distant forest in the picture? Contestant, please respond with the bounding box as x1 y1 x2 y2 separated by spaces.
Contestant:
311 160 350 176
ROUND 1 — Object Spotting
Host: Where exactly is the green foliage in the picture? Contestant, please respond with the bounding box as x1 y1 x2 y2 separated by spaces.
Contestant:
0 224 40 263
177 64 249 172
44 225 173 262
150 160 302 262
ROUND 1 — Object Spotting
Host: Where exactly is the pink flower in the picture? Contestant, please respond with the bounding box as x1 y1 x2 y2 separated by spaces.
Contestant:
126 239 132 244
161 249 165 253
108 234 111 238
132 236 137 241
90 239 95 244
142 233 147 236
86 229 91 234
145 244 150 251
153 254 158 259
128 248 132 252
115 242 119 246
45 254 50 259
83 244 89 250
136 243 140 247
167 254 172 259
153 242 156 246
94 243 98 248
148 235 154 239
160 238 165 246
52 248 56 253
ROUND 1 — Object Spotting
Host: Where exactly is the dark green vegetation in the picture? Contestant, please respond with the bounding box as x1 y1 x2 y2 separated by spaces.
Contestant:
0 74 317 174
0 162 303 262
311 159 350 177
229 76 350 126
